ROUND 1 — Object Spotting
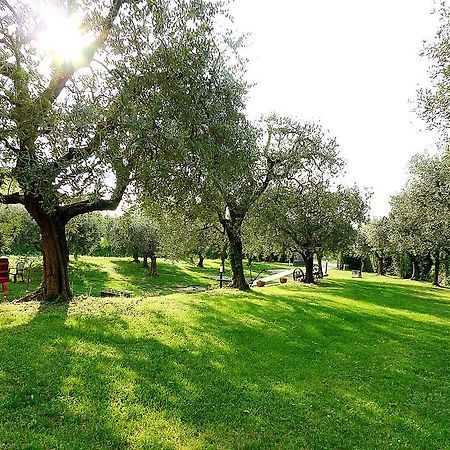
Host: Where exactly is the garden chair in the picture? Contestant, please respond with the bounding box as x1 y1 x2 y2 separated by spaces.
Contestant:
10 261 25 283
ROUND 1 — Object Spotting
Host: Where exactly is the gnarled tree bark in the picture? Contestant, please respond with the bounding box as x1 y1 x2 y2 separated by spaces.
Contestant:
433 251 440 286
301 251 315 284
24 198 70 300
221 216 248 290
149 254 158 276
197 253 205 268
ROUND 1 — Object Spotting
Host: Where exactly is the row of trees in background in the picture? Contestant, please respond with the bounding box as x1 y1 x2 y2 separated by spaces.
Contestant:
344 153 450 286
0 171 370 284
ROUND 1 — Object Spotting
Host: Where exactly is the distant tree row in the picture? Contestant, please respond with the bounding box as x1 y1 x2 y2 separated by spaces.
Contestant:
344 153 450 286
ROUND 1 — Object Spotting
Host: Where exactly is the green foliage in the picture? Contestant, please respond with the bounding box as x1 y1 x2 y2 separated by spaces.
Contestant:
418 3 450 134
243 207 290 261
109 208 160 261
363 218 393 274
0 205 41 255
0 0 233 212
154 209 224 262
66 213 102 259
258 183 368 257
387 152 450 282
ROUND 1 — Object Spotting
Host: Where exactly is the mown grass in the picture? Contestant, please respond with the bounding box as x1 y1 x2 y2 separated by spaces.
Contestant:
0 256 289 301
0 261 448 449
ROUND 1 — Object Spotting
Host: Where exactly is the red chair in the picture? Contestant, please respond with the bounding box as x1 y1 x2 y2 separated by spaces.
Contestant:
0 258 10 293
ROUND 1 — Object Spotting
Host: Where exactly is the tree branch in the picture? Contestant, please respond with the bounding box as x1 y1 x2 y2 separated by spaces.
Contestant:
0 60 16 80
60 162 131 221
247 156 276 207
0 0 23 36
0 192 25 204
40 0 124 104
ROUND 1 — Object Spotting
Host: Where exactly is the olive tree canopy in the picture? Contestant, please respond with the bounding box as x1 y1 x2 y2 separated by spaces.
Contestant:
0 0 231 300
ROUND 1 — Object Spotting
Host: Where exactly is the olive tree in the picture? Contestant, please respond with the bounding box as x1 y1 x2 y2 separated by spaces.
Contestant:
259 182 367 283
156 211 223 267
351 227 371 272
395 153 450 285
389 189 431 280
0 0 230 300
110 208 160 275
363 218 392 276
418 2 450 136
66 213 101 260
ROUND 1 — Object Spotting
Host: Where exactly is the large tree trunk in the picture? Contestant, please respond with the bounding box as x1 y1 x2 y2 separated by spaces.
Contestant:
25 200 71 301
375 253 385 276
421 253 433 281
223 218 249 290
41 218 70 300
149 255 158 277
302 251 315 284
316 249 324 278
132 250 139 263
433 251 440 286
142 252 149 268
197 253 205 268
409 254 420 281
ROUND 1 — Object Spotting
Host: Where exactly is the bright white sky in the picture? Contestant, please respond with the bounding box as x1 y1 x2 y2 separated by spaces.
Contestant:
230 0 439 217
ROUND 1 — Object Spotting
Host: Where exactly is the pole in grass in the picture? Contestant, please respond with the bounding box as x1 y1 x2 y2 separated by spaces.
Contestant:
219 263 224 288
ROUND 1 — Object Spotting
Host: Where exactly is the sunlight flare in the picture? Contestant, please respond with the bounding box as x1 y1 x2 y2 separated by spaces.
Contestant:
38 7 90 65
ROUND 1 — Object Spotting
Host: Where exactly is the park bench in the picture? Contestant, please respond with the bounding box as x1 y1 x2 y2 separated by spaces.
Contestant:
10 261 25 283
0 258 10 293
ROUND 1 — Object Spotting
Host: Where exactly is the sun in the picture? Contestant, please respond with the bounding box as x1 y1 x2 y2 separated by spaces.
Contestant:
38 7 90 65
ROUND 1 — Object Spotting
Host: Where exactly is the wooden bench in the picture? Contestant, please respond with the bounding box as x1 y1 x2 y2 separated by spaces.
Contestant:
0 258 10 293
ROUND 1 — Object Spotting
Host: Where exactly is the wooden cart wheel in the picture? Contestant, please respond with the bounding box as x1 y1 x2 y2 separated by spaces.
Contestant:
293 268 305 282
312 264 322 280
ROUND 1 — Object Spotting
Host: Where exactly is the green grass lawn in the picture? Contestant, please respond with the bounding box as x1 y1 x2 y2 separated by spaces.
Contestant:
0 259 449 449
0 256 289 301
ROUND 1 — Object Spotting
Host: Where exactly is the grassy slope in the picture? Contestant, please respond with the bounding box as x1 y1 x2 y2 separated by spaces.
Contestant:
0 256 288 301
0 261 449 449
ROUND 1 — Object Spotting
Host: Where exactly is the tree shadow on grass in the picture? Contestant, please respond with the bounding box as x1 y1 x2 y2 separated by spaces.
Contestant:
69 260 112 297
318 277 450 319
0 301 131 449
184 288 449 447
0 280 448 449
111 259 214 297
